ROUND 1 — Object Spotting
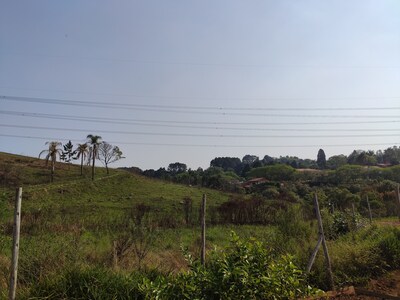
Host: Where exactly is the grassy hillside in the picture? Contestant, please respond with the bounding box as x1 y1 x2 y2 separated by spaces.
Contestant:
1 152 399 299
0 152 236 296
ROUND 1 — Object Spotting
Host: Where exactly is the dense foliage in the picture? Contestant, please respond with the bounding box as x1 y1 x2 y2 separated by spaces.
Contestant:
141 233 318 300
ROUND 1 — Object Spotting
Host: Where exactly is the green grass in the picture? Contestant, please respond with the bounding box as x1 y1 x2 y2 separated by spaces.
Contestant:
0 152 234 297
1 152 399 298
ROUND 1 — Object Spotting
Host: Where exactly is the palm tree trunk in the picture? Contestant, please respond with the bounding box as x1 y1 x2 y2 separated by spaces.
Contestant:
80 155 83 176
51 161 55 182
92 146 96 180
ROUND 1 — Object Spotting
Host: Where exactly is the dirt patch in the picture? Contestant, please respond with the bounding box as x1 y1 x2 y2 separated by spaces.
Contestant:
363 270 400 297
377 220 400 227
312 270 400 299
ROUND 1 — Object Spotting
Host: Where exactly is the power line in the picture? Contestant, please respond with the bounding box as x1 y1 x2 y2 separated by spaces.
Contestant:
2 95 400 118
3 52 400 69
1 110 399 132
1 133 398 148
3 110 399 125
1 124 399 138
2 86 400 102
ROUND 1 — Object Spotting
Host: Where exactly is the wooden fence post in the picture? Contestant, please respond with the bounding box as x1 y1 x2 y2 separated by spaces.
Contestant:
397 184 400 220
113 240 118 269
366 195 372 224
307 235 322 273
9 187 22 300
200 194 206 266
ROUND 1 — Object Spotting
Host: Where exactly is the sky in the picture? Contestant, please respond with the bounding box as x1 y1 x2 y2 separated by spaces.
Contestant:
0 0 399 170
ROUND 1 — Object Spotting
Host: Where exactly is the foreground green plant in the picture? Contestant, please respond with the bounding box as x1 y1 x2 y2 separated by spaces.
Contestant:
141 233 318 300
28 268 155 300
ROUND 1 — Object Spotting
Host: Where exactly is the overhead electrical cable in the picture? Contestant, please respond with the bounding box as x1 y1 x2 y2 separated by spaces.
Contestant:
1 134 398 148
1 124 399 138
2 110 399 126
2 95 400 111
1 87 400 102
2 52 400 69
1 110 399 132
1 95 400 118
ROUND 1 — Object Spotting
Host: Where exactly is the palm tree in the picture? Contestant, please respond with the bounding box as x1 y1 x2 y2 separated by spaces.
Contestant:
75 143 89 176
39 141 62 182
87 134 102 180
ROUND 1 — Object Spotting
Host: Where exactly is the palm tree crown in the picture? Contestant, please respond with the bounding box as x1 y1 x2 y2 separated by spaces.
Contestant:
87 134 102 180
76 143 89 175
39 141 62 182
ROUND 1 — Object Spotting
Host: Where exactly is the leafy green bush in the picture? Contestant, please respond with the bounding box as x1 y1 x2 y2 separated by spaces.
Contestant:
141 233 318 299
310 226 400 288
322 210 366 239
247 164 296 181
377 228 400 269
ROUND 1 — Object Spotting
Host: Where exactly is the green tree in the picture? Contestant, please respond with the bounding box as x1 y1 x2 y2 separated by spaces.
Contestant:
347 150 364 165
167 162 187 174
87 134 102 180
75 143 89 176
317 149 326 169
248 164 296 181
327 154 347 169
60 140 77 164
39 141 62 182
98 142 124 174
383 146 400 165
242 154 258 165
210 157 242 174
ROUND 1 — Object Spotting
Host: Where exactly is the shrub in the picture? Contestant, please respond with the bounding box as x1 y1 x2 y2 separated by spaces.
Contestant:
248 164 296 181
217 197 271 225
30 268 152 299
141 233 318 299
377 229 400 269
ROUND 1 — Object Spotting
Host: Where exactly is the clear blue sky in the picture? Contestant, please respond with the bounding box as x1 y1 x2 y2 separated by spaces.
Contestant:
1 0 399 170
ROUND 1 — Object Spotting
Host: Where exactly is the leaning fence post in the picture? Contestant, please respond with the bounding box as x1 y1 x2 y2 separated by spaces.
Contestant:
9 187 22 300
200 194 206 266
307 235 322 273
314 193 335 291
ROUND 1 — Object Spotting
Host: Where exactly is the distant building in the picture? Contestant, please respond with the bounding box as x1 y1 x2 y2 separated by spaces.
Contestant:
376 163 392 168
242 177 269 189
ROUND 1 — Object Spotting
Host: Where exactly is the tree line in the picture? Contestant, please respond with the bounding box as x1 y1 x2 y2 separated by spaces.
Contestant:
39 134 124 182
136 146 400 191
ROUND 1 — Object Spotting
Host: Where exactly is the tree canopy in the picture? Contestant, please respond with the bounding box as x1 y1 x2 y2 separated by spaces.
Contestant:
317 149 327 169
98 142 124 174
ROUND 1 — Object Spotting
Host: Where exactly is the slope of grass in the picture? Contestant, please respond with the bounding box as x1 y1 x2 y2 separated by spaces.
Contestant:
1 152 399 298
0 152 235 297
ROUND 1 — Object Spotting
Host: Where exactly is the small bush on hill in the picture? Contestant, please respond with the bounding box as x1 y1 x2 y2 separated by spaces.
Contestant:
247 164 296 181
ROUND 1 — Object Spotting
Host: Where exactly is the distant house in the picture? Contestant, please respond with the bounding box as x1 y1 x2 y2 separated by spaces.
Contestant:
242 177 269 189
376 163 392 168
